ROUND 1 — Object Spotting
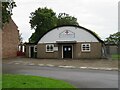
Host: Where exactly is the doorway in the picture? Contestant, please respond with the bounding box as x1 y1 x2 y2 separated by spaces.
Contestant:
29 46 34 58
63 46 72 59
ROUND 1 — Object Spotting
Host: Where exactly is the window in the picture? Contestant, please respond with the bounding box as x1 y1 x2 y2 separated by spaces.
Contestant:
68 47 71 51
81 44 90 52
46 44 54 52
34 45 37 52
22 46 25 52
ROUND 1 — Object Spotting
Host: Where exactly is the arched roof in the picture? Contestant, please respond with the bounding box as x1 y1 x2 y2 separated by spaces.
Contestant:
37 25 104 44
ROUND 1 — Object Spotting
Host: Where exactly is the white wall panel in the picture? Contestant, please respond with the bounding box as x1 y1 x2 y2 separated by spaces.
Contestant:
38 26 99 44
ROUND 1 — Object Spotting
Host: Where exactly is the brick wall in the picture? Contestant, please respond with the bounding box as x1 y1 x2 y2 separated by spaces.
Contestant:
37 44 58 59
37 42 102 59
0 31 2 59
2 18 19 58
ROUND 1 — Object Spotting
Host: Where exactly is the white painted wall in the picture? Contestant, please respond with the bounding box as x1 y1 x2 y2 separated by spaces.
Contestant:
38 26 99 44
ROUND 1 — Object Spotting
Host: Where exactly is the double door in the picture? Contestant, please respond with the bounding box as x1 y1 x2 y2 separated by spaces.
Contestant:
63 46 72 59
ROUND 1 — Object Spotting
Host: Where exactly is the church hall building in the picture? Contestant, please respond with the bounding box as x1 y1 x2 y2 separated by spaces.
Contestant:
25 25 105 59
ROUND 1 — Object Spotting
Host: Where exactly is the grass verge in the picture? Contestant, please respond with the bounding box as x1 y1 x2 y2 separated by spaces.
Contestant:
111 54 120 60
2 74 75 88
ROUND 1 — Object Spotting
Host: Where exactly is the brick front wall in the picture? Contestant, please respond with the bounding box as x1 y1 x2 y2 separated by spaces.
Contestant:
37 42 102 59
37 44 58 59
0 31 2 59
2 19 19 58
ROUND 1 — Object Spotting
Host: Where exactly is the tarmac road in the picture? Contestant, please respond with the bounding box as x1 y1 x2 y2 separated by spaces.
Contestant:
3 63 118 88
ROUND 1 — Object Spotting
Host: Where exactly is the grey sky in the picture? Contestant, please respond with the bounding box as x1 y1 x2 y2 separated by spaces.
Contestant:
12 0 119 42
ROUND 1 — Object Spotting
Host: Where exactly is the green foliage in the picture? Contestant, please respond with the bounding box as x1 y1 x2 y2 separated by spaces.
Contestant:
2 0 16 26
29 7 79 43
111 54 120 60
3 74 75 88
104 32 120 45
19 33 23 44
29 7 57 43
57 13 79 26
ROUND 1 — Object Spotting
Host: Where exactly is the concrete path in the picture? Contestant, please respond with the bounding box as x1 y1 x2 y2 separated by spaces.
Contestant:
2 57 118 71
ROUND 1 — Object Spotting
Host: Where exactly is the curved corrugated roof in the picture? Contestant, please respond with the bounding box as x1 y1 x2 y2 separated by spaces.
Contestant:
35 25 104 44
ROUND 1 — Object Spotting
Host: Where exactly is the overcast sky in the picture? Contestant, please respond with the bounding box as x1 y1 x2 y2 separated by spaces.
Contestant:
12 0 119 42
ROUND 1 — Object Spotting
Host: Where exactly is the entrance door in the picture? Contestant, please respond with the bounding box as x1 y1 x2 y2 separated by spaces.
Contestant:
63 46 72 59
30 47 34 58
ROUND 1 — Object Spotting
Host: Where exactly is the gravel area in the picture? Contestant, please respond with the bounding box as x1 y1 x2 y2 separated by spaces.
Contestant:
2 57 118 69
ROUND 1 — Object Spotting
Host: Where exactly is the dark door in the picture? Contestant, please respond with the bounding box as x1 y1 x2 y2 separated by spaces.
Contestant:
63 46 72 58
30 47 34 58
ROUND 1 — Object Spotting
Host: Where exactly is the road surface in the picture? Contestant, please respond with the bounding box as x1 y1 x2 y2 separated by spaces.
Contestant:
3 64 118 88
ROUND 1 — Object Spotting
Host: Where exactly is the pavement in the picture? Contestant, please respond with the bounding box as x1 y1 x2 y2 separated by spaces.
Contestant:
2 57 118 71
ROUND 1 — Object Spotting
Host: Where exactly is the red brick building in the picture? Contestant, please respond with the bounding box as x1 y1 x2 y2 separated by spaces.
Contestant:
2 18 19 58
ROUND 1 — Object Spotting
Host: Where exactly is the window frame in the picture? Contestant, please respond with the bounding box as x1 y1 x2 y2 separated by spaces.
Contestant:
81 43 91 52
34 45 37 52
46 44 54 52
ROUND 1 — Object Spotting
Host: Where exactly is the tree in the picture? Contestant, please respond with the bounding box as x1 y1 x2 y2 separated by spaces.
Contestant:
57 13 79 26
29 7 79 43
29 7 57 43
104 32 120 45
2 0 16 26
18 33 23 44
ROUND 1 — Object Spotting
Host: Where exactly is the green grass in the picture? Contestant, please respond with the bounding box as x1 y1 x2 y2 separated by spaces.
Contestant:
111 54 120 60
2 74 75 88
0 74 2 89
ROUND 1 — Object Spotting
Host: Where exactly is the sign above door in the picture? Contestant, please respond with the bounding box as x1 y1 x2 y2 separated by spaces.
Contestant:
59 30 75 38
